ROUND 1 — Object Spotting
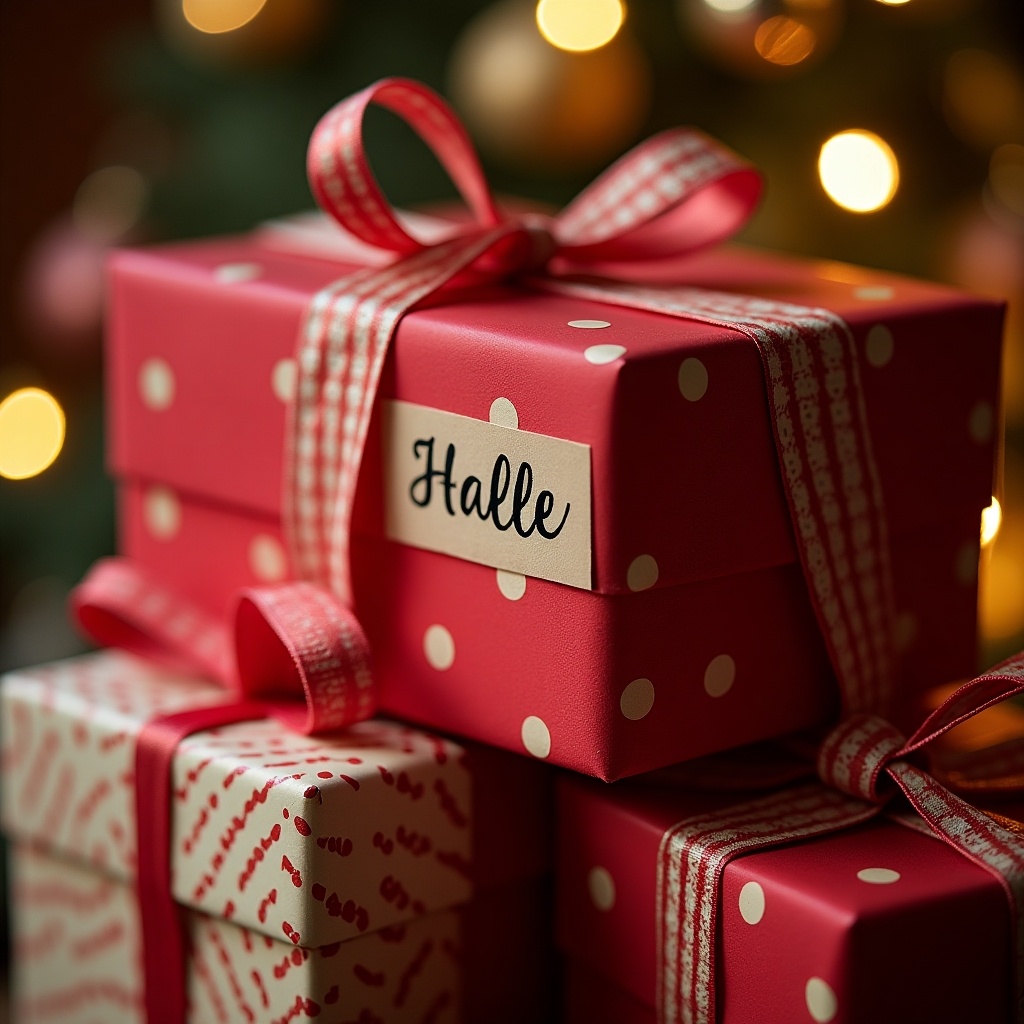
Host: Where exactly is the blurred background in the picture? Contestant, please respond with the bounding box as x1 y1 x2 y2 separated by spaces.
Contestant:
1 0 1023 999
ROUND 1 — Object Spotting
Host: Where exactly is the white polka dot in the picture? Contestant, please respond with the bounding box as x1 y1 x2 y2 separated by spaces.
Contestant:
249 534 287 582
620 678 655 721
853 285 894 300
584 344 627 365
214 262 262 284
738 881 765 925
856 867 900 884
588 866 616 911
968 401 994 444
704 654 735 697
143 486 181 541
955 542 979 586
423 625 455 670
138 358 175 410
496 569 527 601
568 319 611 329
893 612 917 654
805 977 838 1022
627 554 659 592
864 324 894 368
678 358 708 401
521 715 551 758
272 358 297 403
488 397 519 428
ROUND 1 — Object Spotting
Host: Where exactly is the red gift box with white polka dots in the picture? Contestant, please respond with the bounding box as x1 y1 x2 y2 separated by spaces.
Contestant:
556 773 1013 1024
107 234 1001 780
0 651 552 1022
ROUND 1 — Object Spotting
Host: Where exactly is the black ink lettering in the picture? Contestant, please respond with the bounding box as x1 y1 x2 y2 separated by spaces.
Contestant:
535 491 570 539
489 455 513 531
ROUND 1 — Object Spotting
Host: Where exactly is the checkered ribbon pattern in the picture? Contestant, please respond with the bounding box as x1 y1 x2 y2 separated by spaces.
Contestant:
71 77 1023 1022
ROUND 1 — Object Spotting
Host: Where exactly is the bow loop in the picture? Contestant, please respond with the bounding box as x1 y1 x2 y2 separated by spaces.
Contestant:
816 712 906 803
307 81 763 276
72 558 376 735
552 128 762 263
308 78 503 255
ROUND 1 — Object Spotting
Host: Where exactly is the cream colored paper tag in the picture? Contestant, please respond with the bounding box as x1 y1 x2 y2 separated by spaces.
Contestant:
382 400 592 590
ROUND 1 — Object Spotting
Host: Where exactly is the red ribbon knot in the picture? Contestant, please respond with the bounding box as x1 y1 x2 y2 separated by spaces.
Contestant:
816 713 906 803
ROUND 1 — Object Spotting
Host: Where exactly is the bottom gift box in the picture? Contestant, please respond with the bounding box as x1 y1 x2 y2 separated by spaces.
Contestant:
11 841 553 1023
557 773 1016 1024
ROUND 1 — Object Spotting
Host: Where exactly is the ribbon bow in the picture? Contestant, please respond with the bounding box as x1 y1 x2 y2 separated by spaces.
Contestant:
75 78 776 731
657 654 1024 1024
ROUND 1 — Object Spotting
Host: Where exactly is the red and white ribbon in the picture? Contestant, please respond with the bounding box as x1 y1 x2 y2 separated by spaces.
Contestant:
287 76 895 721
73 557 374 734
657 652 1024 1024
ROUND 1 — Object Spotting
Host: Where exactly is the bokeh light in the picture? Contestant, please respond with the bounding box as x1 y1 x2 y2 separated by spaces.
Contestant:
536 0 625 53
0 388 66 481
182 0 267 34
988 144 1024 219
682 0 842 80
449 0 649 172
703 0 757 12
981 496 1002 548
73 166 148 244
754 16 816 67
874 0 912 6
944 49 1024 148
818 130 899 212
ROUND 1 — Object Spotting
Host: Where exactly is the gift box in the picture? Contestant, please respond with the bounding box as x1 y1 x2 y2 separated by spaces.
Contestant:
1 651 553 1021
11 843 550 1024
106 223 1000 781
555 772 1016 1024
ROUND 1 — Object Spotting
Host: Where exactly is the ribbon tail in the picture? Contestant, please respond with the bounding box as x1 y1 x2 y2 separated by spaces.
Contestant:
71 557 233 685
887 760 1024 1016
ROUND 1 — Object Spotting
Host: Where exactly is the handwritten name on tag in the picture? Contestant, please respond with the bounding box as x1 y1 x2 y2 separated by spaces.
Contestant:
382 401 592 590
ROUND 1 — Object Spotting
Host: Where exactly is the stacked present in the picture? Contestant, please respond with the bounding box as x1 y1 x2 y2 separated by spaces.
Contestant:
3 78 1022 1023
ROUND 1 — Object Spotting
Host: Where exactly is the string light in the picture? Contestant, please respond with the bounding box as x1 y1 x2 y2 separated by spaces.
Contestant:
0 388 66 481
754 16 816 67
702 0 757 12
182 0 267 34
536 0 625 53
818 130 899 213
981 496 1002 548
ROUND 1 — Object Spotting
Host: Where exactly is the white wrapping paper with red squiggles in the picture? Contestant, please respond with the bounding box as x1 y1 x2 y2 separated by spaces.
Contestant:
0 651 532 950
12 841 471 1023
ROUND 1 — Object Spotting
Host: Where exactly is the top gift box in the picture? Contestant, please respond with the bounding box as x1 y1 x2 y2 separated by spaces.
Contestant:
102 80 1002 780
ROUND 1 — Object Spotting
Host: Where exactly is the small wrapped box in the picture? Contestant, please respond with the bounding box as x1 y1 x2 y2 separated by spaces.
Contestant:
12 844 548 1024
556 771 1017 1024
1 652 552 1022
109 231 1000 781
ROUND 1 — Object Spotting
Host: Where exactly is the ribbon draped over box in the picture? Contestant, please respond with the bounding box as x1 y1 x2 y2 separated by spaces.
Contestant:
656 653 1024 1024
68 77 1021 1022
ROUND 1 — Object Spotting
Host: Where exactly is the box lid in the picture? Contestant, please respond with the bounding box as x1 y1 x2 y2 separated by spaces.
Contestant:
108 235 1001 596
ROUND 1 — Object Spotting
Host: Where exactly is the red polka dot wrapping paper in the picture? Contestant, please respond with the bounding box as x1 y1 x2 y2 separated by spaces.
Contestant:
0 651 551 953
10 840 552 1024
108 234 1001 780
555 774 1014 1024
